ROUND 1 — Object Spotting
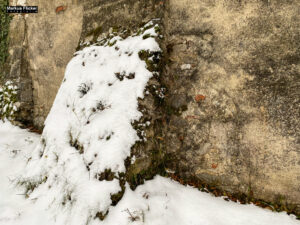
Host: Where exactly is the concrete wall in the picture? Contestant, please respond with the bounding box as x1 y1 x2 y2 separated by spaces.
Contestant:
6 0 300 213
163 0 300 211
26 0 83 127
6 0 83 127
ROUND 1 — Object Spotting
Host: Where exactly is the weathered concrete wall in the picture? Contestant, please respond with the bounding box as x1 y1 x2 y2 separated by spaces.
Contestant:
26 0 83 128
81 0 163 40
6 0 83 127
5 12 32 124
6 0 300 214
163 0 300 211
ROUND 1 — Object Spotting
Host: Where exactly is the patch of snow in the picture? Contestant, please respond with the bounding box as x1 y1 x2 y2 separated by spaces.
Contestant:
14 22 161 224
0 121 49 225
180 64 191 70
101 176 300 225
0 119 300 225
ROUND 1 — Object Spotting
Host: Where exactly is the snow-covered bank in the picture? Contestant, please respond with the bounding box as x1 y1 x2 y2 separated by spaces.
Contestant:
11 21 162 225
0 122 299 225
103 176 300 225
0 121 48 224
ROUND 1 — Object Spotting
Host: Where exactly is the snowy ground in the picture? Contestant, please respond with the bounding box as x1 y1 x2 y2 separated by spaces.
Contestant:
0 121 299 225
1 21 299 225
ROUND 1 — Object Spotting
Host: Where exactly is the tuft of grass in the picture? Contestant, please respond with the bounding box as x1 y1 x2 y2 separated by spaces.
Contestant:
17 176 48 198
97 169 115 181
69 131 84 154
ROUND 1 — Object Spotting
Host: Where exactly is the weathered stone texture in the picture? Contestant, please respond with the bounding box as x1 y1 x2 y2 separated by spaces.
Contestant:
24 0 83 128
163 0 300 210
5 0 300 213
6 0 84 128
80 0 164 43
4 11 33 124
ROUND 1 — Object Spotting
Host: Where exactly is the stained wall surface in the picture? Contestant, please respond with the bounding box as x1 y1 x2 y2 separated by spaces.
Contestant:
163 0 300 211
6 0 300 212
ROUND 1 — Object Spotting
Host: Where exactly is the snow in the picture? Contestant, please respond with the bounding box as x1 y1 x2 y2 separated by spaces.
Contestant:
180 64 191 70
0 21 299 225
103 177 300 225
0 122 299 225
0 121 48 225
10 23 161 224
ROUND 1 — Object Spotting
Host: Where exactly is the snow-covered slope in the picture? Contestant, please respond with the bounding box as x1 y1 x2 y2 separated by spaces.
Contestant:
14 21 162 225
0 122 299 225
103 176 300 225
0 121 49 224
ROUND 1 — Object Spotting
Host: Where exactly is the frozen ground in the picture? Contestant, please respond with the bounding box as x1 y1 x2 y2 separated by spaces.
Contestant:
0 121 299 225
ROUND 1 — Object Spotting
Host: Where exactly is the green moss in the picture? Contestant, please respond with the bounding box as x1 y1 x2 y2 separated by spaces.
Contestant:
138 50 162 72
138 50 148 60
95 211 108 221
110 173 126 206
96 172 126 219
98 169 115 181
154 25 161 34
125 22 169 189
142 33 151 40
0 3 15 120
126 145 175 190
107 39 117 47
110 191 123 206
0 0 12 79
86 26 102 42
111 26 120 33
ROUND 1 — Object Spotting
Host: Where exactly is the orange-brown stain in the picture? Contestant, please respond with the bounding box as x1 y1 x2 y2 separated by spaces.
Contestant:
212 163 218 169
56 5 67 13
195 94 206 102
